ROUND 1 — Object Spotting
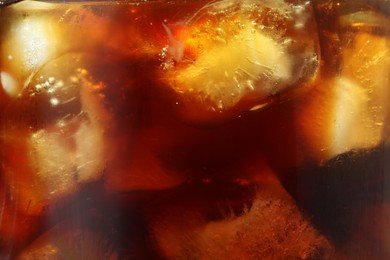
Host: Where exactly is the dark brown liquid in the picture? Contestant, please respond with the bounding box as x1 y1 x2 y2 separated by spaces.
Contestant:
1 0 390 259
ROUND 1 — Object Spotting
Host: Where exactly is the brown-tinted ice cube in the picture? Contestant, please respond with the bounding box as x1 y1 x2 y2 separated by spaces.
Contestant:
146 160 334 259
1 54 110 215
0 2 148 98
296 11 390 162
160 0 319 124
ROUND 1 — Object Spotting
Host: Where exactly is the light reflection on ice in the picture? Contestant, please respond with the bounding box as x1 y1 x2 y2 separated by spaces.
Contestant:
15 18 56 70
0 71 18 97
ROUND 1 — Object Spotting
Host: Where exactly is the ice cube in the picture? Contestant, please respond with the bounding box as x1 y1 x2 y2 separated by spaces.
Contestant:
1 55 112 215
1 114 105 216
146 160 334 259
161 0 319 123
340 29 390 146
1 3 131 99
297 77 381 162
297 26 390 162
0 7 63 97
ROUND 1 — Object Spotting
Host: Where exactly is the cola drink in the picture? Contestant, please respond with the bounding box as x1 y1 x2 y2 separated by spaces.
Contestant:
0 0 389 259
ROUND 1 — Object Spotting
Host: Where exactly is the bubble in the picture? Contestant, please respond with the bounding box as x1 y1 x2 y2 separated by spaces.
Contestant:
50 97 60 106
48 76 56 84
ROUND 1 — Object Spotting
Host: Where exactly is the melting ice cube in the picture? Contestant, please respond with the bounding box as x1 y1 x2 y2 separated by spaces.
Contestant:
161 0 319 123
1 54 110 215
297 15 390 162
147 160 334 259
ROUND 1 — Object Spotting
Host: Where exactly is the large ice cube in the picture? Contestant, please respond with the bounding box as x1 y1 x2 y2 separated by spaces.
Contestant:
297 15 390 162
161 0 319 123
146 160 334 259
1 55 110 215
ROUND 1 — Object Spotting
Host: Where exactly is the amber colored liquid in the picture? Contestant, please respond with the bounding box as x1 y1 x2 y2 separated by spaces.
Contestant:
1 1 390 259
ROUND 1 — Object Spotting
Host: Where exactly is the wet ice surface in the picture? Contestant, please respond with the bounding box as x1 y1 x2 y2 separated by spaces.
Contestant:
1 54 109 215
145 163 334 259
296 14 390 162
161 0 319 123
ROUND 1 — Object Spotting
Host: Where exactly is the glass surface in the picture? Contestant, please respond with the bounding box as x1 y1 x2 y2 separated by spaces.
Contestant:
0 0 389 258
